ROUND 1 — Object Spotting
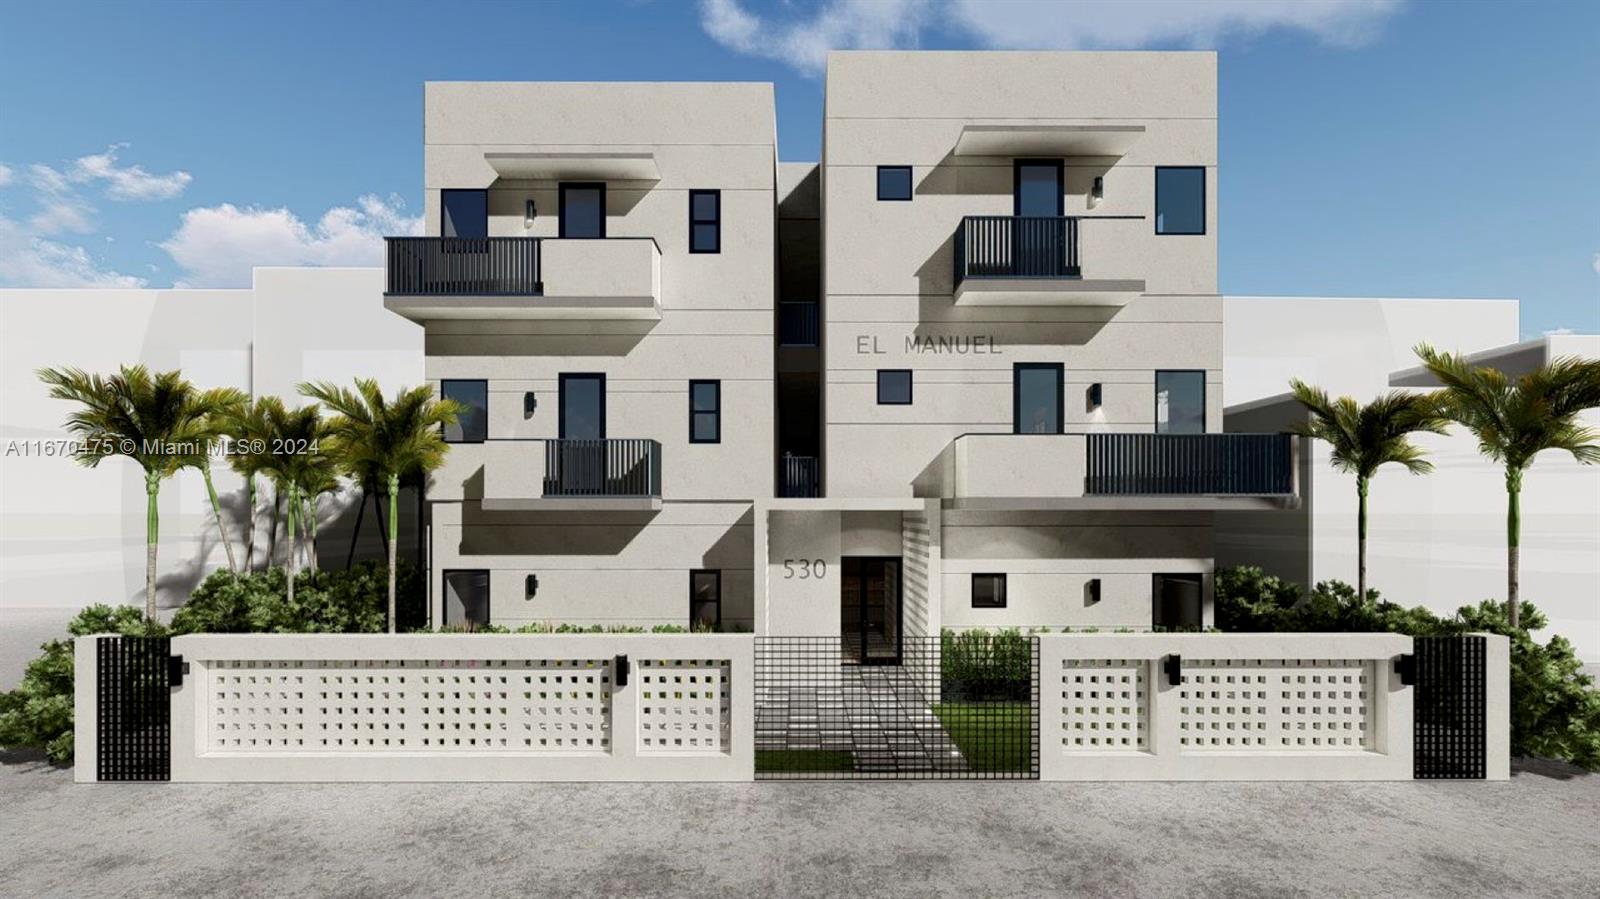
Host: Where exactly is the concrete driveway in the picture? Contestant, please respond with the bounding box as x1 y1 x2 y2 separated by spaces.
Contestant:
2 756 1597 898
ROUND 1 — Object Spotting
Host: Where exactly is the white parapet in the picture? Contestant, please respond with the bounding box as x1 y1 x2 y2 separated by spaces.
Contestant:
164 633 753 782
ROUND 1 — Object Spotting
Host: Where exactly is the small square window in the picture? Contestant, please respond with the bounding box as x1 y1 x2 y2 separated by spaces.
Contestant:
444 570 491 628
1155 166 1205 235
689 379 721 443
440 379 488 443
689 189 721 253
972 573 1007 609
877 369 912 405
877 166 913 201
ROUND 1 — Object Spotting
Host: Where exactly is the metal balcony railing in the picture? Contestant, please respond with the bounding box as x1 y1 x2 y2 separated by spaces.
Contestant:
778 301 820 347
542 438 661 498
385 237 543 296
954 215 1080 285
779 454 820 498
1085 433 1294 496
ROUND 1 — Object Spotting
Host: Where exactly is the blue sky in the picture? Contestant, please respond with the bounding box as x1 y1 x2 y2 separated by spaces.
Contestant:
0 0 1594 336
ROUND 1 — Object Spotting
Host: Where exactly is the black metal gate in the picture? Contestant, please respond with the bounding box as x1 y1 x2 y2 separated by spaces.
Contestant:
754 635 1039 780
1413 635 1487 780
96 636 173 782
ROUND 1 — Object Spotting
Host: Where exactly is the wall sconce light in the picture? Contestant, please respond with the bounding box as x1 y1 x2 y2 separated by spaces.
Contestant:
524 199 537 229
1164 653 1183 686
525 574 539 599
1087 383 1103 410
524 392 537 418
1084 578 1101 607
1089 176 1104 209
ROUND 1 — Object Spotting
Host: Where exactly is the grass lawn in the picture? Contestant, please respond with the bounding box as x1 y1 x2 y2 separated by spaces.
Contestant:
931 702 1033 772
755 749 855 774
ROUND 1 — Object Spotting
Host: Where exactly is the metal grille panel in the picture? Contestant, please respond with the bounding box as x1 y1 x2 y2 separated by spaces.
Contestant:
96 636 171 782
1414 635 1487 779
754 636 1039 780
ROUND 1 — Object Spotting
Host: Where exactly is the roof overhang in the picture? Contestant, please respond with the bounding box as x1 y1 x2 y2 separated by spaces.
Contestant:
484 151 660 182
952 124 1145 158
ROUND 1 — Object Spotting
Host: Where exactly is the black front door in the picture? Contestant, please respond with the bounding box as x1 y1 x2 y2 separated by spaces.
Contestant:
841 557 902 665
556 373 606 494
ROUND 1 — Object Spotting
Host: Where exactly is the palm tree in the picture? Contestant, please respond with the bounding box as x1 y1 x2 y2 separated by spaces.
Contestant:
298 466 342 573
1414 344 1600 628
258 401 329 608
1289 379 1449 604
301 379 460 633
182 388 248 574
37 365 238 621
223 397 278 573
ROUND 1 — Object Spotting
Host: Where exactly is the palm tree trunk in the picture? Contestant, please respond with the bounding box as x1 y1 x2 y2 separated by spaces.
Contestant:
269 483 281 566
285 482 299 608
387 473 400 634
376 492 390 556
307 494 319 572
144 470 160 622
244 476 256 573
346 488 367 569
1356 475 1369 602
201 464 238 574
1506 466 1523 629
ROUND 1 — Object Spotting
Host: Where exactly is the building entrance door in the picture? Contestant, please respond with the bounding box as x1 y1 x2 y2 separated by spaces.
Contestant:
841 557 902 665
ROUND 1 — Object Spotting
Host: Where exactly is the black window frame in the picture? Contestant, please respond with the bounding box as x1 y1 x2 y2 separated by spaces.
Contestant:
440 379 488 444
971 573 1007 609
1012 363 1065 435
1152 572 1205 630
876 369 913 405
876 165 913 202
440 188 489 241
1155 369 1207 435
688 189 721 254
688 379 721 444
558 372 606 440
690 569 722 630
442 569 491 629
1013 159 1064 216
559 182 607 239
1154 166 1206 236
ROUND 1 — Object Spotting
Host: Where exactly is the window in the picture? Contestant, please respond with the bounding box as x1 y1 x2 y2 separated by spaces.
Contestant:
689 190 721 253
440 380 488 443
972 573 1007 609
1155 166 1205 235
691 569 721 631
441 189 488 239
559 373 605 440
443 570 491 629
1013 363 1063 434
876 369 912 405
876 166 913 201
1155 370 1206 435
559 183 606 238
1152 573 1204 630
689 380 721 444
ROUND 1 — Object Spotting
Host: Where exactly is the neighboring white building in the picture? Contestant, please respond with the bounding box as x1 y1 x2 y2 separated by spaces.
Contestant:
1220 296 1600 662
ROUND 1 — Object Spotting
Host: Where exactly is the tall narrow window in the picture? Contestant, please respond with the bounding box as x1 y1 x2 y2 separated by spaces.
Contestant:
440 380 488 443
441 189 488 239
876 369 912 405
1155 370 1206 434
876 166 913 201
559 183 606 238
444 570 491 628
689 190 721 253
972 573 1007 609
689 379 721 444
1013 363 1064 434
1155 167 1205 235
691 569 722 631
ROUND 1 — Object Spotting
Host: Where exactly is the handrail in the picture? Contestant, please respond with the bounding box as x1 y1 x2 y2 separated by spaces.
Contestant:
541 438 662 497
385 236 543 296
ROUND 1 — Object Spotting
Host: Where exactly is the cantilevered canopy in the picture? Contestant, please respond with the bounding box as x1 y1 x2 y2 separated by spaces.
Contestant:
952 124 1145 158
484 151 660 181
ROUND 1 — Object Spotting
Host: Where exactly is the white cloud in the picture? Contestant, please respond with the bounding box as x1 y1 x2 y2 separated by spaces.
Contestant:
29 163 71 195
70 144 192 201
160 194 423 287
699 0 1402 74
0 214 145 288
1591 252 1599 276
0 164 13 188
1543 327 1575 336
28 198 96 235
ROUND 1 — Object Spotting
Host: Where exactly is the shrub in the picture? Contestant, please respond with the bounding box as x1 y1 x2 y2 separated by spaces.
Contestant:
0 605 165 763
169 561 421 635
941 628 1032 701
1216 565 1600 770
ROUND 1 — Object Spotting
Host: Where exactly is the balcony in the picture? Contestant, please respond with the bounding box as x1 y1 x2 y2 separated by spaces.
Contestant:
482 438 662 511
926 432 1296 509
778 454 820 498
951 216 1144 307
383 237 661 322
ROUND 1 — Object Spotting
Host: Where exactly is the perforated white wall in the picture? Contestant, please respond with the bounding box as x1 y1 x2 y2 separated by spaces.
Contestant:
206 658 612 753
638 658 733 754
1178 659 1371 751
1056 658 1148 752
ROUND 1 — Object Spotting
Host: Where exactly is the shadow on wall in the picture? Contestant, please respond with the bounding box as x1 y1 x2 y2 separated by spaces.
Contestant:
458 506 658 556
423 327 654 359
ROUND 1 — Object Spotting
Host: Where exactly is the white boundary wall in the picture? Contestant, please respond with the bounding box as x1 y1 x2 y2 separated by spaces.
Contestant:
77 634 754 782
1038 632 1509 781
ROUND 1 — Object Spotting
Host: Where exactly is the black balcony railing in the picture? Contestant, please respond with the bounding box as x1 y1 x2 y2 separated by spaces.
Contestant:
542 438 661 498
1085 433 1293 496
954 215 1080 285
385 237 543 296
779 301 820 347
779 454 820 498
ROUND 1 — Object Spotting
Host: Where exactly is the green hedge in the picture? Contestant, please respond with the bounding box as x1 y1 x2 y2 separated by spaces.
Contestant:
1216 565 1600 770
940 628 1032 701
